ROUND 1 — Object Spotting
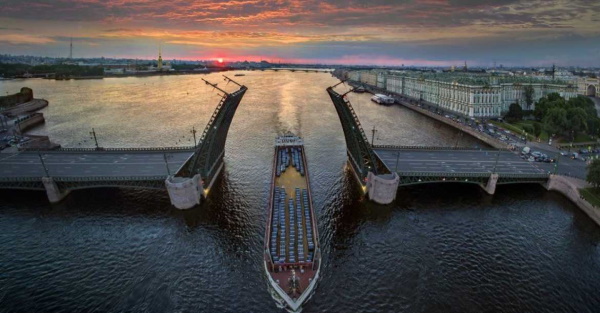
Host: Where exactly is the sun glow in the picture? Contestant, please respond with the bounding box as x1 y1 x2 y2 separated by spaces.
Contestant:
217 58 223 63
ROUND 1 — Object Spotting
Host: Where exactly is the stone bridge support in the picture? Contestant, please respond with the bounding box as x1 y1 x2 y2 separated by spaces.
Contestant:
482 173 499 195
367 172 400 204
165 174 204 210
42 177 70 203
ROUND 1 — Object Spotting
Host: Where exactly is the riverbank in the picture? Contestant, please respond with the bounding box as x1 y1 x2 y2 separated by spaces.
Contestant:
0 90 60 151
546 175 600 227
353 81 510 149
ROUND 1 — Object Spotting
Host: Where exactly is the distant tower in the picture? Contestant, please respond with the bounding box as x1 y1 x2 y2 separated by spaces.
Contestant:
552 63 556 80
463 61 468 72
157 44 163 71
69 37 73 60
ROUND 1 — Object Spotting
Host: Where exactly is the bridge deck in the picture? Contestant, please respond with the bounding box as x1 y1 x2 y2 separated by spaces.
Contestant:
374 149 547 175
0 150 193 179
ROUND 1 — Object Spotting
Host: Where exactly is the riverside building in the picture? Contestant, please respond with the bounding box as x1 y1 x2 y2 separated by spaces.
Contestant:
348 70 577 118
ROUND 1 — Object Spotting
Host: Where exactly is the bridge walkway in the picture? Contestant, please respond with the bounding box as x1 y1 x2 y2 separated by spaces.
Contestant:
0 149 193 179
373 148 547 176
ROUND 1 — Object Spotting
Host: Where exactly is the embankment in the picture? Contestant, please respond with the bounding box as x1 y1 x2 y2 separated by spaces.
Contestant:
546 175 600 227
0 87 33 109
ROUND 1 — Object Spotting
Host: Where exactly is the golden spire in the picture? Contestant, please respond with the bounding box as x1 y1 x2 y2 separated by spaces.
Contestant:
158 43 163 70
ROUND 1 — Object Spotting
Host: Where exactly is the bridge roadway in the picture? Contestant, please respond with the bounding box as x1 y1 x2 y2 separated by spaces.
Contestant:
373 148 547 175
0 149 194 178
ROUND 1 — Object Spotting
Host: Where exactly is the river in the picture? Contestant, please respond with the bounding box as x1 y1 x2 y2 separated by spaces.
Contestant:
0 72 599 312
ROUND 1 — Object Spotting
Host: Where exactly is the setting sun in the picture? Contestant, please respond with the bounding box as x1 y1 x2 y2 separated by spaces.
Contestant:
217 58 223 63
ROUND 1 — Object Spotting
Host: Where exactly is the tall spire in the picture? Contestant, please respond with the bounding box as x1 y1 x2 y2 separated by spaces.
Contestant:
158 43 163 70
69 37 73 59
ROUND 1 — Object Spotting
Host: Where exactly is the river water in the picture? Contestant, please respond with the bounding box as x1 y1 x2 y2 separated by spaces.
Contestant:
0 73 599 313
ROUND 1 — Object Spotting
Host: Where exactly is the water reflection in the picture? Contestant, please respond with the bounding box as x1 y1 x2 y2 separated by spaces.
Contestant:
0 73 599 313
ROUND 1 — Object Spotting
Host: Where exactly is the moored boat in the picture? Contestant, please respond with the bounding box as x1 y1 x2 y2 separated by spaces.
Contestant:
370 93 395 105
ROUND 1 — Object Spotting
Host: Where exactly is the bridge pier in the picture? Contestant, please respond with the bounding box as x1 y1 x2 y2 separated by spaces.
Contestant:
482 173 499 195
366 172 400 204
165 174 204 210
42 177 71 203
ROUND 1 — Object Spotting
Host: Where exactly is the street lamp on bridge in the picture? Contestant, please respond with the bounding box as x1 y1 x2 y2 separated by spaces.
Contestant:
190 127 197 148
89 128 99 150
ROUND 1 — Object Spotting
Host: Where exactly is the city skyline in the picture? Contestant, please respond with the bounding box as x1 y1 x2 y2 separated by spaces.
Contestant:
1 0 600 66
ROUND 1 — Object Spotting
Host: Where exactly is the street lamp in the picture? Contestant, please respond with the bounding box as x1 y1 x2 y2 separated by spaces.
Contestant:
38 153 50 177
371 126 378 146
89 128 99 149
163 153 172 176
190 127 197 148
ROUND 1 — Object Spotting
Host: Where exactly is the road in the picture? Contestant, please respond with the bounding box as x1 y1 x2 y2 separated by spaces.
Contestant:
374 149 548 175
0 151 193 178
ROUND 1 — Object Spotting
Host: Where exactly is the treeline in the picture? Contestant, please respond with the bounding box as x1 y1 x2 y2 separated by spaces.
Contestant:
504 93 599 140
535 93 599 138
0 63 104 78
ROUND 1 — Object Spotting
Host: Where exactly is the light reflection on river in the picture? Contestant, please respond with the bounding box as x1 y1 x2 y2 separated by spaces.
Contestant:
0 72 599 313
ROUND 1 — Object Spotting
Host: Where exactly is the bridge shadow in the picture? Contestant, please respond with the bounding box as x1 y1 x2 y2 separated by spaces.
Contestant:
0 188 173 216
321 176 554 262
319 165 396 267
173 168 259 260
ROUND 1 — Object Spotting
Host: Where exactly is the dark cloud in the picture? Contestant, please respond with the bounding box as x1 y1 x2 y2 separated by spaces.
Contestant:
0 0 599 65
0 27 23 31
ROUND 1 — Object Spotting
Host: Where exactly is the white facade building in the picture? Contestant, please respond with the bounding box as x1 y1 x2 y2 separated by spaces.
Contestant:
353 71 578 118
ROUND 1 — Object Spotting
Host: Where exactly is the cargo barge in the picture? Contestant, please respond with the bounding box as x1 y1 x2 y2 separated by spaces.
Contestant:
264 134 321 312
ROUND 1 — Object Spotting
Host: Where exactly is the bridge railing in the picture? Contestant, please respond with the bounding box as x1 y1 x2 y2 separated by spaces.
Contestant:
397 172 549 179
373 145 506 151
20 146 196 153
0 175 168 182
397 172 490 178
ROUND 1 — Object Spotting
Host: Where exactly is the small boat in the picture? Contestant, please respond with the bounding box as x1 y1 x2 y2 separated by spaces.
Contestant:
353 86 365 93
234 73 246 77
371 94 395 105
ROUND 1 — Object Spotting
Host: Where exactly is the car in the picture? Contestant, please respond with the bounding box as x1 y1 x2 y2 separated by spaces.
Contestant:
571 152 579 160
528 156 535 162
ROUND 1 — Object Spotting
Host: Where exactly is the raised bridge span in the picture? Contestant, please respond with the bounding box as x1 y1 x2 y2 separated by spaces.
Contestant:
326 82 550 204
0 76 247 209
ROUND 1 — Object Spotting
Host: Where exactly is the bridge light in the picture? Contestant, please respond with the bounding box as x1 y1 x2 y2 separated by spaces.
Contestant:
418 179 422 182
442 178 445 181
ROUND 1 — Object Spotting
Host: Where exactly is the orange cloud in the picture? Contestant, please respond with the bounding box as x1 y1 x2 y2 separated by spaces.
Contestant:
0 33 55 44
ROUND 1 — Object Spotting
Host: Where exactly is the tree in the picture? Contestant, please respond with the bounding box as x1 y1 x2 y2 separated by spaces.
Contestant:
587 117 600 136
568 95 597 117
566 107 588 134
524 85 535 109
533 122 542 138
504 103 523 122
534 99 549 121
543 107 568 136
587 159 600 188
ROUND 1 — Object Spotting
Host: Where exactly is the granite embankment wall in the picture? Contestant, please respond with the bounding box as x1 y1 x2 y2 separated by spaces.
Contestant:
546 175 600 227
396 101 510 150
2 99 48 117
0 87 33 109
15 113 45 134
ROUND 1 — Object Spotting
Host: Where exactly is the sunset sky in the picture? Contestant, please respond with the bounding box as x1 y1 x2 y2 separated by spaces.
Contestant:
1 0 599 66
